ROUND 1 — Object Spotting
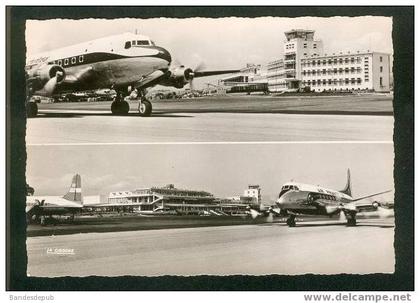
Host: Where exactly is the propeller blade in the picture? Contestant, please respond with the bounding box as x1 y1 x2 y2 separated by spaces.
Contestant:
43 76 58 95
193 61 206 72
339 210 347 222
43 70 64 95
249 209 260 219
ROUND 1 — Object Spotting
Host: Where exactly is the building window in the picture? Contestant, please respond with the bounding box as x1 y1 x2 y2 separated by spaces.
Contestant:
380 56 383 62
380 77 383 86
303 43 307 48
380 66 383 72
313 44 317 49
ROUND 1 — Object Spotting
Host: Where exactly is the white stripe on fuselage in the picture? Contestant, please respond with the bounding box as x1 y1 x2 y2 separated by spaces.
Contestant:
26 33 155 65
282 182 352 200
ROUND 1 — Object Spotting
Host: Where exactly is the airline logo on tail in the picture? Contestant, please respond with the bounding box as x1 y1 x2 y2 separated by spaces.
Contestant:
62 174 82 204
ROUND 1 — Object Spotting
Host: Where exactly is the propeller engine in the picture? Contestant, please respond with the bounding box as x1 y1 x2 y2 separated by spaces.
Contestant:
26 64 66 96
166 65 196 89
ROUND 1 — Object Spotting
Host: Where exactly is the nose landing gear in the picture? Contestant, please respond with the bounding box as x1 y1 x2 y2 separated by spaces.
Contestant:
137 90 152 117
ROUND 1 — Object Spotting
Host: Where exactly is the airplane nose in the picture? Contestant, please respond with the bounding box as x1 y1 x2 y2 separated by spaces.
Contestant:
155 46 172 64
276 193 288 206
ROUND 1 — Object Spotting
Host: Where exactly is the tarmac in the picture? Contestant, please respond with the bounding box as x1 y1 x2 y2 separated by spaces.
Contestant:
27 96 394 144
27 218 395 277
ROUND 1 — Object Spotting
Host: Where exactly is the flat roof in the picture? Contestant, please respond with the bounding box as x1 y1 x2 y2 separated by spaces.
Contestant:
285 29 315 34
301 51 390 60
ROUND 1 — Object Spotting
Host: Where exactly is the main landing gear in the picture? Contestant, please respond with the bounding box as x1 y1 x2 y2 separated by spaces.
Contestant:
346 213 357 227
111 89 153 117
111 91 130 115
286 214 296 227
26 101 38 118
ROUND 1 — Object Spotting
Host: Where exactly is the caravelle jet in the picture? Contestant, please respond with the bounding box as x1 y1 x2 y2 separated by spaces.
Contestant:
25 32 239 117
26 174 83 224
276 169 392 227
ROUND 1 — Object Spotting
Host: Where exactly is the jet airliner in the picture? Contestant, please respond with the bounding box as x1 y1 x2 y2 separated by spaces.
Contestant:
25 32 238 117
276 169 392 227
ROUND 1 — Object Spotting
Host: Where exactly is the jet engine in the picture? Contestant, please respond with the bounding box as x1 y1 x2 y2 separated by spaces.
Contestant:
26 64 66 95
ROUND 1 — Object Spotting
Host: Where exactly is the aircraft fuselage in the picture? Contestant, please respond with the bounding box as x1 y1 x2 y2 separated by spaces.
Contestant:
26 33 172 95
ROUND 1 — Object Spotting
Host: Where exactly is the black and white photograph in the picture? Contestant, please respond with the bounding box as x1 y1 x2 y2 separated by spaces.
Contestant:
6 5 414 296
26 143 395 277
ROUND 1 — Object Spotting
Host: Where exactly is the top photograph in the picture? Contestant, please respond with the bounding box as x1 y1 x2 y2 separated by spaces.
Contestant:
25 16 393 144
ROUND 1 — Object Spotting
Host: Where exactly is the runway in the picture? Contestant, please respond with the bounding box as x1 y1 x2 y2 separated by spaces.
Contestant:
27 218 395 277
27 112 393 144
26 95 393 144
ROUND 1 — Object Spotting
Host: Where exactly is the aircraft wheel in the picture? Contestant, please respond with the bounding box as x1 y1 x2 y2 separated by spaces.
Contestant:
286 216 296 227
26 102 38 118
111 100 128 115
138 100 152 117
346 217 357 227
111 100 120 114
120 100 129 115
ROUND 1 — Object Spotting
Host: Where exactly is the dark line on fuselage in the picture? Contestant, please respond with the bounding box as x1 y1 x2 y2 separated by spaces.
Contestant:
45 51 165 68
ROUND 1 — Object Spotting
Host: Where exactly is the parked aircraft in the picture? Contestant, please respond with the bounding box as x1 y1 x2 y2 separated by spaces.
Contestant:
26 174 83 224
276 169 392 227
25 32 238 117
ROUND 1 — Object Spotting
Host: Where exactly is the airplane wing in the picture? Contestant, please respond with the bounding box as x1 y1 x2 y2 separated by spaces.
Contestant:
63 66 95 84
193 69 240 78
37 197 84 209
134 69 167 88
351 190 392 202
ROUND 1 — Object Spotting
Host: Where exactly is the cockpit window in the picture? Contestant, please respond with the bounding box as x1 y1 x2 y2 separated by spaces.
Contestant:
137 40 150 46
124 41 131 49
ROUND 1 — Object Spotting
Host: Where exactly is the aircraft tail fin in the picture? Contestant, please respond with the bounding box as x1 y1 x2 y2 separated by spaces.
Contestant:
339 169 352 197
62 174 83 204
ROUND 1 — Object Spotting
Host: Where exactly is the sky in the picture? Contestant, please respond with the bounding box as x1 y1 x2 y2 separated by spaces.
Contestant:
25 17 393 88
26 143 394 203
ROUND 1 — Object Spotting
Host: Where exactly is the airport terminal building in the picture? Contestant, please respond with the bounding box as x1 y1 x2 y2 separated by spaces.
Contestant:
267 29 391 93
102 184 249 216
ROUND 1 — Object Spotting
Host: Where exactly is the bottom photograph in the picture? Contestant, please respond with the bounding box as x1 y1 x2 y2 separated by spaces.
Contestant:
25 143 395 277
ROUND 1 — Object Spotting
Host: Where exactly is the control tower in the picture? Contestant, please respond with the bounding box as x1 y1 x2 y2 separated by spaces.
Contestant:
283 29 324 81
